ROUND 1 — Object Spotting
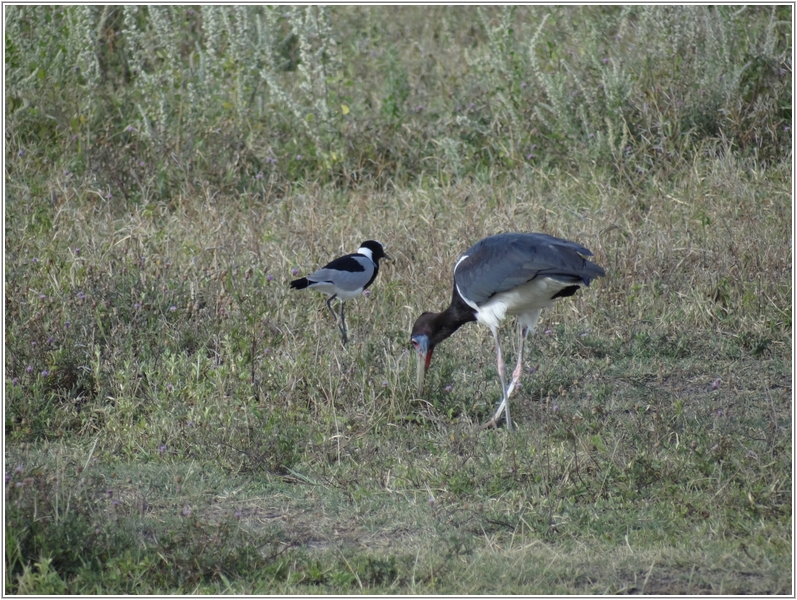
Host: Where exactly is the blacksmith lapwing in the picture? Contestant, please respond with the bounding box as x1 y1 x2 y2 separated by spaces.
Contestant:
411 232 605 430
291 240 389 344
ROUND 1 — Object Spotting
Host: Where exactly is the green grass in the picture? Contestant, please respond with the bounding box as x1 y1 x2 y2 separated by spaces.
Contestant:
4 5 793 595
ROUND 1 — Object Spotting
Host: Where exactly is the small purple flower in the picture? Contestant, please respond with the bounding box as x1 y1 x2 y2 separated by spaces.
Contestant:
138 160 145 167
14 465 24 475
527 366 536 375
588 133 595 139
127 125 135 132
166 383 174 392
187 420 195 427
296 154 302 160
41 370 49 377
291 267 299 276
456 106 461 112
711 378 720 391
266 274 274 282
469 102 475 109
26 366 33 374
72 134 78 141
526 153 535 160
382 380 388 387
18 149 24 157
601 57 609 64
77 291 86 300
5 472 10 484
107 489 114 498
169 305 177 312
134 302 141 310
428 496 435 508
106 192 112 199
784 126 790 133
158 444 167 454
11 378 19 385
64 321 70 328
75 247 81 255
552 404 559 412
182 507 191 516
256 172 263 180
416 105 423 112
47 337 54 344
32 257 38 264
444 385 453 393
363 289 371 297
234 510 242 519
544 329 552 335
521 82 527 88
112 499 120 507
39 294 46 301
31 341 37 347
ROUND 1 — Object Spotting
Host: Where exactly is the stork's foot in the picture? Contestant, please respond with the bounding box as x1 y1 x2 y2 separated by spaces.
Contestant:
481 416 513 431
481 418 498 430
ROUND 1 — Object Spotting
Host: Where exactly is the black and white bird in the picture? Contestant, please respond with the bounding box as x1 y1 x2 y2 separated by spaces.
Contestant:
290 240 389 344
411 232 605 430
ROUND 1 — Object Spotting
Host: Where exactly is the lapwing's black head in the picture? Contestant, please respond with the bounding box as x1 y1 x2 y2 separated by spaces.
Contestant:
358 240 389 263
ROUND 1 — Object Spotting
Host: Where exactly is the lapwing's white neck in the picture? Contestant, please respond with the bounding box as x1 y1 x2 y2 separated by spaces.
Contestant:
357 246 374 261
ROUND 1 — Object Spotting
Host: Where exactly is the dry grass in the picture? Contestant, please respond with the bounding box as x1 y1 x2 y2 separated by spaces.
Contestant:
6 151 791 593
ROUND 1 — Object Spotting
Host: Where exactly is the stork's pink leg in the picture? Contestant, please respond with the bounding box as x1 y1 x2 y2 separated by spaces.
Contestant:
504 325 529 399
488 329 513 430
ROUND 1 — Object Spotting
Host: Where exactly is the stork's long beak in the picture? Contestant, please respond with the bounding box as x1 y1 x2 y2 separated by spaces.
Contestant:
412 334 433 395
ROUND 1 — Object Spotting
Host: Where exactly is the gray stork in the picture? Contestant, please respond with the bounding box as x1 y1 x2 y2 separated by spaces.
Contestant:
411 232 605 429
291 240 389 344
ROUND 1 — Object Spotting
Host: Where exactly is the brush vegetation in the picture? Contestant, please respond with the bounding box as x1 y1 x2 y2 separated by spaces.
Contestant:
4 6 792 594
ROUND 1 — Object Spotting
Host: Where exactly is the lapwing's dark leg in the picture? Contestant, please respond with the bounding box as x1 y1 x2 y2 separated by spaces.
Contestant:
338 301 348 344
325 295 339 324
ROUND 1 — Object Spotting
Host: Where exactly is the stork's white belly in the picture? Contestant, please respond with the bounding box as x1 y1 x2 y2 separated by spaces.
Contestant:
466 276 574 333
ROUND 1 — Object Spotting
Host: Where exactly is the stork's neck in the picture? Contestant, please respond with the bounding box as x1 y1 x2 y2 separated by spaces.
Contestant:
427 288 477 346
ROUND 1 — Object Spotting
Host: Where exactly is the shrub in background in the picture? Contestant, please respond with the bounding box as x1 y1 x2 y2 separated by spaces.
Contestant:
5 6 791 200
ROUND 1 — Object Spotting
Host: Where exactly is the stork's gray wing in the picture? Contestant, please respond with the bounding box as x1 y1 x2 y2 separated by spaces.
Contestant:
454 233 605 306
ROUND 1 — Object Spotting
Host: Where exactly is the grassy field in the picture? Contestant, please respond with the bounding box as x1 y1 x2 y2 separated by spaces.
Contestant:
4 6 792 594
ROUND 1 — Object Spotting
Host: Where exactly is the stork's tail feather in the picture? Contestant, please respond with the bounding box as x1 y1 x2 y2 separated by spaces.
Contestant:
290 277 310 290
